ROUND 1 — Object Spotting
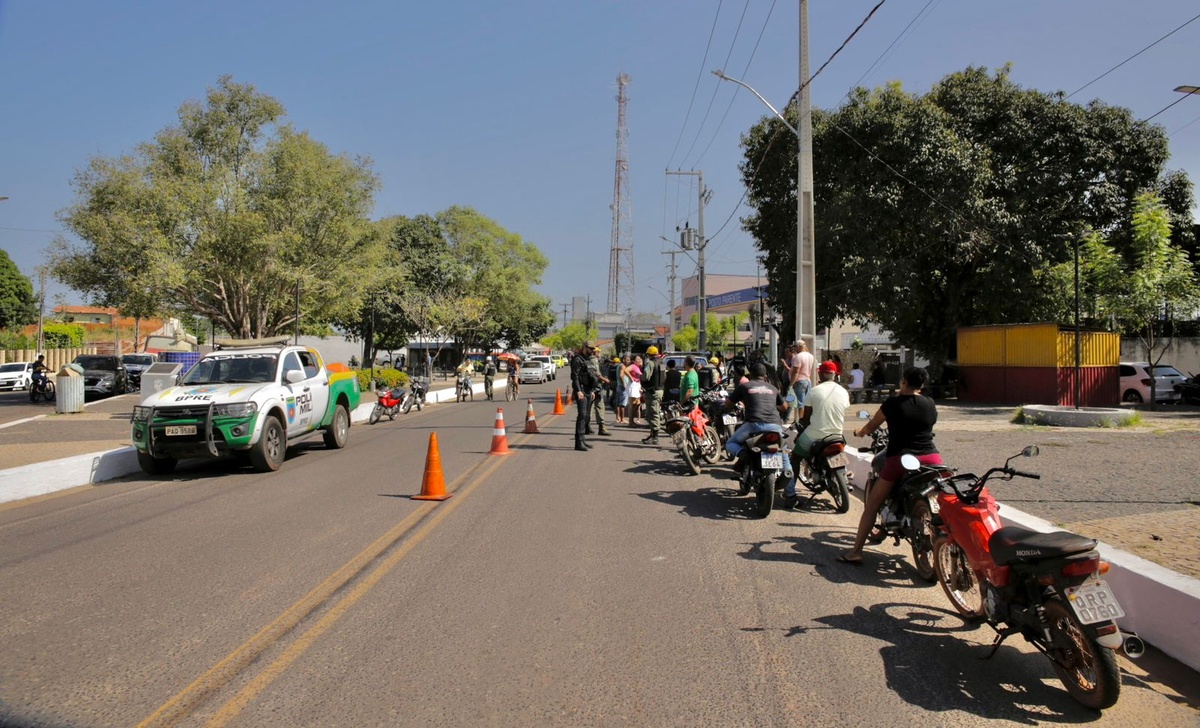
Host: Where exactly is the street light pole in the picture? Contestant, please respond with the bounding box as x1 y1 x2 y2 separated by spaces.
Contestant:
665 169 709 352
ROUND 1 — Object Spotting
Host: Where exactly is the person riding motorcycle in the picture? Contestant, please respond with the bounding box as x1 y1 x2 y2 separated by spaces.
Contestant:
723 363 789 472
789 360 851 508
455 358 474 393
840 366 942 565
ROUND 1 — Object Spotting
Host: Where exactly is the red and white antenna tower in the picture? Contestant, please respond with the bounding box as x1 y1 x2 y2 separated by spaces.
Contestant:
607 73 635 314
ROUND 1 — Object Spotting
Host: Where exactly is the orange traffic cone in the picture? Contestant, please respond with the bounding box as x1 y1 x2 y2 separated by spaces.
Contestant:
489 408 511 455
412 432 452 501
523 399 540 434
552 388 565 415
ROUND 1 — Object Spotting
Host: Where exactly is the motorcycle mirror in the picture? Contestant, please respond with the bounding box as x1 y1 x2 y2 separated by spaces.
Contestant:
856 410 870 419
899 454 921 471
1021 445 1040 458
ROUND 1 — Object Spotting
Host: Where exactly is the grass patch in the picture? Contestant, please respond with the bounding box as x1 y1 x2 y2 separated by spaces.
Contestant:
1011 407 1025 424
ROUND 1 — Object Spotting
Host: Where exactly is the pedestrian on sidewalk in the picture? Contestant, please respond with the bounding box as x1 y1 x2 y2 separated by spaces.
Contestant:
641 347 664 444
628 354 644 426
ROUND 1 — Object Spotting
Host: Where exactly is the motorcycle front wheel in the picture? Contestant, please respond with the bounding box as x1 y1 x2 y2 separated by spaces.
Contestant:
679 439 701 476
1043 598 1120 710
934 538 985 619
402 396 414 414
699 426 722 464
910 500 938 582
753 471 776 518
828 469 851 514
369 404 383 425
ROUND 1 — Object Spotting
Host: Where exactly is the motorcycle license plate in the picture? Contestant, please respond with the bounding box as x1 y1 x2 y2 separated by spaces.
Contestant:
722 414 740 426
165 425 196 436
1065 581 1125 624
760 452 783 470
826 453 847 469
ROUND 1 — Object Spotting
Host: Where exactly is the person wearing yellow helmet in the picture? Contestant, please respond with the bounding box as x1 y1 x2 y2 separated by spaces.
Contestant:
640 346 665 444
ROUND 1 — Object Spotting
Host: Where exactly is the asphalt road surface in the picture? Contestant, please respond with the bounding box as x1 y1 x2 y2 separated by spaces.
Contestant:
0 381 1196 726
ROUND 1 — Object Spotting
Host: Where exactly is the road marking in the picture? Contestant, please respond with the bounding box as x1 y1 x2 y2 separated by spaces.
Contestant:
136 430 534 728
0 414 47 430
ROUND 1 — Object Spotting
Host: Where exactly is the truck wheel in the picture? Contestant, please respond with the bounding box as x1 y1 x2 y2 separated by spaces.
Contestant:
323 403 349 449
250 415 286 472
137 450 177 475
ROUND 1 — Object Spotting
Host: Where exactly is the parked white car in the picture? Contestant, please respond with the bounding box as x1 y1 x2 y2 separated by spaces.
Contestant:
0 362 33 391
528 355 557 380
1119 362 1185 404
518 360 548 384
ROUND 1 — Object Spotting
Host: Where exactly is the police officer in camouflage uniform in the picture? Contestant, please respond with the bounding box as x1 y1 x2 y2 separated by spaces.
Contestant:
585 347 612 437
640 346 665 445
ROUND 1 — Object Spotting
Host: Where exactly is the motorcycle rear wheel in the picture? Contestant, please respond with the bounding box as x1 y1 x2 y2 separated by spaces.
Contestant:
934 538 985 620
753 471 776 518
910 500 938 582
828 469 851 514
680 439 701 476
402 396 414 414
1043 598 1120 710
369 404 383 425
699 426 722 464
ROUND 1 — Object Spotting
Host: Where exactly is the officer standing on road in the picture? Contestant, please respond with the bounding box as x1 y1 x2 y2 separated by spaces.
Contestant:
586 347 612 437
571 342 599 451
640 346 665 445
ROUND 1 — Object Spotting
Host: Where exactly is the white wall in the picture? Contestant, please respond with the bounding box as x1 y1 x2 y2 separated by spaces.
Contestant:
1121 337 1200 377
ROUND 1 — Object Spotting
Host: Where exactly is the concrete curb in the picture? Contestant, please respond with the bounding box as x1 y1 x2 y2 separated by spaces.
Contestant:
844 448 1200 672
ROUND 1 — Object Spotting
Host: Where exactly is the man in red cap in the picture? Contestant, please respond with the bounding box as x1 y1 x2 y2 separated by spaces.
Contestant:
787 360 850 508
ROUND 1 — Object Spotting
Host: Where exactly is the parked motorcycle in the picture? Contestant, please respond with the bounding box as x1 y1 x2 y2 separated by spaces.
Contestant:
928 447 1141 710
369 387 404 424
402 378 428 413
790 426 851 513
735 428 793 518
701 386 740 457
663 400 721 476
29 372 56 403
858 424 940 581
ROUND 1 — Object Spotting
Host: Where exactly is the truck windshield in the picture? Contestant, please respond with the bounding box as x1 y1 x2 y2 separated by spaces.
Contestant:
181 354 279 385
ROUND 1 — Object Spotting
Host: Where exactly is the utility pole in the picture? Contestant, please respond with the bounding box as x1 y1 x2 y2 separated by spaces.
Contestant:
666 169 709 352
559 302 570 329
797 0 817 354
35 266 47 354
660 249 680 350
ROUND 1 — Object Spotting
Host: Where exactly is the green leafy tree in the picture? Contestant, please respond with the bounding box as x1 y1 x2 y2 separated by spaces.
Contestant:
0 251 36 330
53 76 380 339
43 322 86 348
540 322 596 352
740 66 1194 369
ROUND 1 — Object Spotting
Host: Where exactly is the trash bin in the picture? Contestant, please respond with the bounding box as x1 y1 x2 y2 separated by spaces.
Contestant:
56 366 85 414
140 362 184 400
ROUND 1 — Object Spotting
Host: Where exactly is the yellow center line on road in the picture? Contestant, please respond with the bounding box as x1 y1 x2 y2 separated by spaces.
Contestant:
139 418 560 728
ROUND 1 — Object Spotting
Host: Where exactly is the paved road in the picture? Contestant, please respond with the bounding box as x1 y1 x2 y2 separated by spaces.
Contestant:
0 382 1196 726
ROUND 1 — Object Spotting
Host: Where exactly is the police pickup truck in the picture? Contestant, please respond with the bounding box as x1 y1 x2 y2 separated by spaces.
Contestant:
131 337 361 475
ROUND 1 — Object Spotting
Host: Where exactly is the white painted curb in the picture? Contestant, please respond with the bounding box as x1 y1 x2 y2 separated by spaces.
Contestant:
845 448 1200 672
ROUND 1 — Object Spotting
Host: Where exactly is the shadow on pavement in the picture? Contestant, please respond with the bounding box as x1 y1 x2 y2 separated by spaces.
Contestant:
810 603 1098 724
738 528 940 589
635 482 763 521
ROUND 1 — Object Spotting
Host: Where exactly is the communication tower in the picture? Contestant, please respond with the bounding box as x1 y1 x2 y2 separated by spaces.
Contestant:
607 73 635 314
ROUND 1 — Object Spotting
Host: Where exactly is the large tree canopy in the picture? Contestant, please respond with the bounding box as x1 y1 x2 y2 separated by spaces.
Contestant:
0 251 36 330
52 76 380 338
741 66 1196 366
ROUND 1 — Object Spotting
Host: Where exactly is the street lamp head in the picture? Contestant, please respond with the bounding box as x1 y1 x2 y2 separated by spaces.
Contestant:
0 196 9 202
1175 85 1200 95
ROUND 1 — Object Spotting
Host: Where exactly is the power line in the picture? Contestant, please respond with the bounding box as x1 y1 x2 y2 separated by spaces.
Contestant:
846 0 939 98
665 0 725 170
784 0 889 111
680 0 752 168
1143 88 1200 123
1067 11 1200 99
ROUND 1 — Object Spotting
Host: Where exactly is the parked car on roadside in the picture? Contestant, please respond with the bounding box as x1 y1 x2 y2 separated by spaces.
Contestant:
72 354 129 397
0 362 34 391
1119 362 1185 404
518 360 548 384
528 355 557 380
121 353 158 391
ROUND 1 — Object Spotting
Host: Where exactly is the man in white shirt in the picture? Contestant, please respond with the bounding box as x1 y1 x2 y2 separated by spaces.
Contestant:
787 360 850 507
847 362 865 403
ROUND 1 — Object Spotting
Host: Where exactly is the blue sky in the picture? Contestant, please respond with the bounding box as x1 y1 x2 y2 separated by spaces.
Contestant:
2 0 1198 319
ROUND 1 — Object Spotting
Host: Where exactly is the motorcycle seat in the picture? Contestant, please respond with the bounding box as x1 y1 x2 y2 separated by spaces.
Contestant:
744 430 784 451
808 435 846 458
989 526 1096 566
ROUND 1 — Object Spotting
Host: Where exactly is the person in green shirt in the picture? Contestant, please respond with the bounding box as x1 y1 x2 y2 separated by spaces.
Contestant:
680 355 701 404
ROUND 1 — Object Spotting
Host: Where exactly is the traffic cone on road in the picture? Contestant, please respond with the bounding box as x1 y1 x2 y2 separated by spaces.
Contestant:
523 399 540 434
489 408 511 455
412 432 452 501
552 388 565 415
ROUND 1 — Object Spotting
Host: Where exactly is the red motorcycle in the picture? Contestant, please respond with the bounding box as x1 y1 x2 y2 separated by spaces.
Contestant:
368 387 403 424
927 447 1141 711
664 398 721 476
